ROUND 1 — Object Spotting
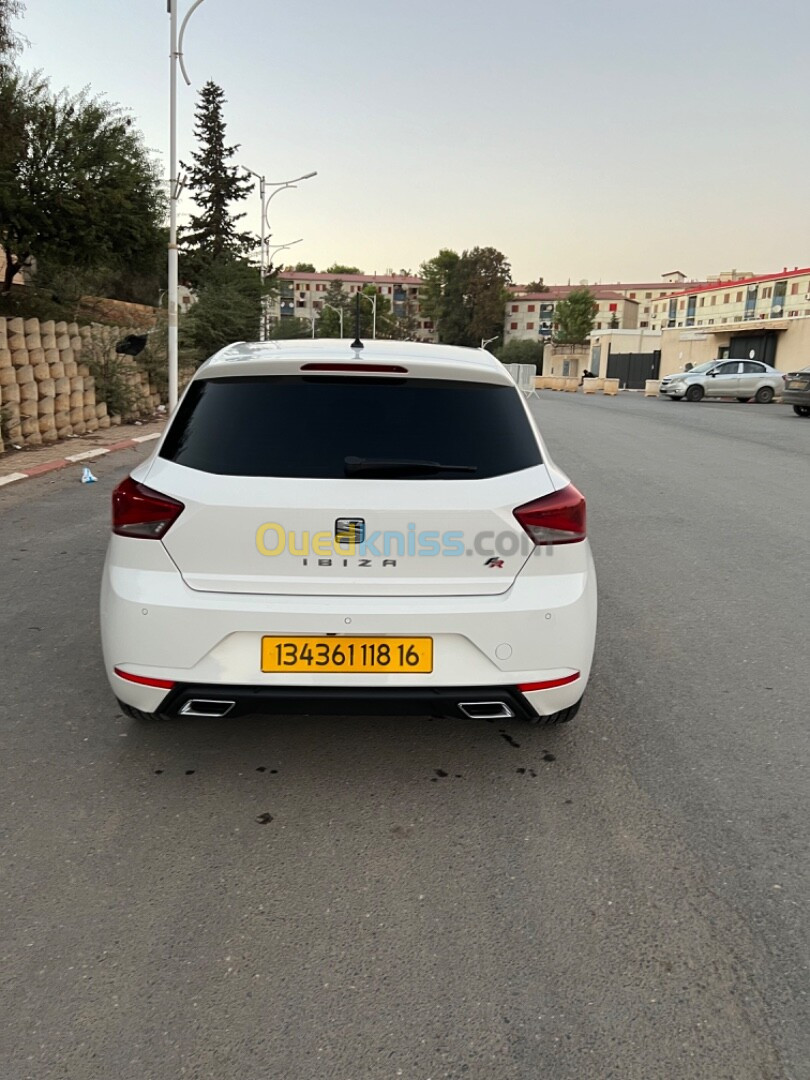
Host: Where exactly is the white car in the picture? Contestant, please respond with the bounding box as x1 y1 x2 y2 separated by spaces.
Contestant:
101 339 597 725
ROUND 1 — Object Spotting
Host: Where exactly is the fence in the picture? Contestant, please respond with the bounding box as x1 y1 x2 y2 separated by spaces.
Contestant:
503 363 539 398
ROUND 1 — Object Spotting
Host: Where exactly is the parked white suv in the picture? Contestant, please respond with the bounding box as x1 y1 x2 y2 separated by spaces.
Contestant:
101 340 597 725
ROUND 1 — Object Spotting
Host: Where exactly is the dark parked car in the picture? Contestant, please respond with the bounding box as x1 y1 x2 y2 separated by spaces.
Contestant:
782 366 810 416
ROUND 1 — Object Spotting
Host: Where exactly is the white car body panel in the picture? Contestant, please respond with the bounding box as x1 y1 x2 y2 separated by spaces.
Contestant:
100 340 597 721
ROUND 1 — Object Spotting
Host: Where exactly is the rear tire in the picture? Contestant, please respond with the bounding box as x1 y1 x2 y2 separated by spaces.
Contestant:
792 405 810 417
685 385 704 402
116 698 159 722
755 386 774 404
528 697 582 726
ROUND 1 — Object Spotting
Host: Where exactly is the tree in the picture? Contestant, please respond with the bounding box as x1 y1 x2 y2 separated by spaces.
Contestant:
0 74 166 292
180 258 263 360
315 278 352 338
325 263 362 275
553 288 599 344
525 278 548 292
460 246 512 345
266 316 313 340
179 81 254 281
293 262 316 273
419 248 460 333
0 0 25 67
315 283 408 340
419 246 511 347
495 338 544 373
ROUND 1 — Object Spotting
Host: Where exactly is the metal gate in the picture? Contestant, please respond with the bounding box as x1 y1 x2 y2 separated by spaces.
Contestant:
606 352 661 389
728 333 778 368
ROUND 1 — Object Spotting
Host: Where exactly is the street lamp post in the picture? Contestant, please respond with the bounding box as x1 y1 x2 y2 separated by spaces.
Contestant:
321 302 344 338
261 239 303 338
243 168 267 284
168 0 206 413
481 335 499 350
263 173 316 234
243 170 316 340
265 238 303 268
359 290 378 339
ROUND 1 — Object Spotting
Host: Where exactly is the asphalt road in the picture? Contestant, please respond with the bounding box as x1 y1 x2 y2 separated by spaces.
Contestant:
1 396 808 1080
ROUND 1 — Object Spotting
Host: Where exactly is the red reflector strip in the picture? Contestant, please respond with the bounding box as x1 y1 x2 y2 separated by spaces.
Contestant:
518 673 580 692
114 667 175 690
300 363 408 373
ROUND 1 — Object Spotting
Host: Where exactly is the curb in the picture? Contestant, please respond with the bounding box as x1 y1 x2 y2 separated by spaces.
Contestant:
0 432 162 489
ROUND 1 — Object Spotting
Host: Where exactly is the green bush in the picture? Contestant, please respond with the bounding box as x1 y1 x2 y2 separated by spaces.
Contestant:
495 338 545 373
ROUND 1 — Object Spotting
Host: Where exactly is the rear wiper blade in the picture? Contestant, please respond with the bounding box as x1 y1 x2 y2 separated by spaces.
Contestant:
344 456 478 476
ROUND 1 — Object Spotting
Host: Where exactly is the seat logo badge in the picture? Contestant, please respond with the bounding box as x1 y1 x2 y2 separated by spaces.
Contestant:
484 556 505 569
335 518 365 546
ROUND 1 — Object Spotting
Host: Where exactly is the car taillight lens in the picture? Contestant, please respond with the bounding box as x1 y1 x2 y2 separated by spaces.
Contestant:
112 476 184 539
513 484 586 545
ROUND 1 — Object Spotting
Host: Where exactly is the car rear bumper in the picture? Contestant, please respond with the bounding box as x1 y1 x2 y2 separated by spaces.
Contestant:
145 682 579 723
101 537 597 718
782 388 810 406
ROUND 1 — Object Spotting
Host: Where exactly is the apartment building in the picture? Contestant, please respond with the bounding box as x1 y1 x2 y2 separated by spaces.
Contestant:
505 286 639 343
269 266 808 353
649 266 810 331
590 267 810 384
271 271 437 340
510 272 765 331
586 278 702 329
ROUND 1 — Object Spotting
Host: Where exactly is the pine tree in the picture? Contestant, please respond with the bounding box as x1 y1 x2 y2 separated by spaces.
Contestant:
180 81 254 280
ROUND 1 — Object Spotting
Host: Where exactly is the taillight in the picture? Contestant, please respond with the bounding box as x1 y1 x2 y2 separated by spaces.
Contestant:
112 476 184 539
514 484 586 545
114 667 175 690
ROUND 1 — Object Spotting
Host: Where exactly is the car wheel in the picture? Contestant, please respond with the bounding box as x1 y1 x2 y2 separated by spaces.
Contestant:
685 385 704 402
528 697 582 726
794 405 810 417
736 397 751 403
116 698 159 722
755 386 774 404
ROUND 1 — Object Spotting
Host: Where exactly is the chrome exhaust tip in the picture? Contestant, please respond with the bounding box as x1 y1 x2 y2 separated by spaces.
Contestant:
458 701 514 720
179 699 236 718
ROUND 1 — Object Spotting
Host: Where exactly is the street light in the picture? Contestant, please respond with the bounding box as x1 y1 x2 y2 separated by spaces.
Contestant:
359 290 378 339
321 301 344 339
263 172 317 232
265 238 303 268
242 169 317 282
168 0 206 413
261 239 303 339
481 335 499 350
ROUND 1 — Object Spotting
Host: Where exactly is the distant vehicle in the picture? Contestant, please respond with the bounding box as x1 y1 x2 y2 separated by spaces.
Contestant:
781 366 810 416
659 359 783 403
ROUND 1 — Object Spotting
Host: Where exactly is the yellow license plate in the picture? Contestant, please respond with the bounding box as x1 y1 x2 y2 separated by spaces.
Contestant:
261 636 433 673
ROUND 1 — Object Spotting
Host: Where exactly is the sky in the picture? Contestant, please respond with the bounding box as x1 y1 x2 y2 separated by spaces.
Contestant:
14 0 810 285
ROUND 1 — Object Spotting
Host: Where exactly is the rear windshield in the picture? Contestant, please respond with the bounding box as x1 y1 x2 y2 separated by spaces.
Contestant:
160 375 542 479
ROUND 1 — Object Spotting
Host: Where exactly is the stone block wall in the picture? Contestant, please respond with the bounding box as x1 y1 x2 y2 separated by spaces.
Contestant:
0 317 163 454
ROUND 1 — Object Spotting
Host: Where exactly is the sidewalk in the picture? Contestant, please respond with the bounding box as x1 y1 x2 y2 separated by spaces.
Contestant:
0 417 166 487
